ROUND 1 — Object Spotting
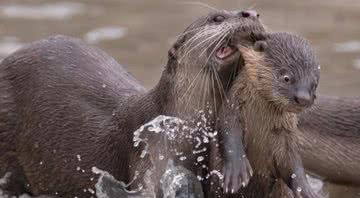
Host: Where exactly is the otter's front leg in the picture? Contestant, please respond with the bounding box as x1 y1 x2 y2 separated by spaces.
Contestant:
218 103 253 194
276 147 323 198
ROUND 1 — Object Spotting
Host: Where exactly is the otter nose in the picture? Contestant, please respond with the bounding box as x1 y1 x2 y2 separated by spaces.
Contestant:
294 91 312 107
240 10 259 18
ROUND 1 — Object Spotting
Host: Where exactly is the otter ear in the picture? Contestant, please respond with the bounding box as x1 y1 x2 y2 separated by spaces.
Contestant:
169 47 177 59
254 40 268 52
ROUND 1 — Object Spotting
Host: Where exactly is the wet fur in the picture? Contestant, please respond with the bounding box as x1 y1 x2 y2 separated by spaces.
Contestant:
298 96 360 185
0 10 265 197
218 33 322 198
0 35 155 196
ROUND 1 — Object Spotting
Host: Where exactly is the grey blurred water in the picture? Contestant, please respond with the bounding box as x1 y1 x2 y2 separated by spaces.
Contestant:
0 0 360 197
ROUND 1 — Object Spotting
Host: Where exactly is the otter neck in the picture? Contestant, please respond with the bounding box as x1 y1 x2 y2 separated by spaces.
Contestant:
238 75 298 135
123 69 175 131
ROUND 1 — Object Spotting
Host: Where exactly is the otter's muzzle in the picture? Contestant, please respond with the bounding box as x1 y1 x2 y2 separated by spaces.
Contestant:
294 90 312 107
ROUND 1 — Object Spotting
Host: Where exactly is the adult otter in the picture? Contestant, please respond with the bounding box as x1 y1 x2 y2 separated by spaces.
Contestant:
297 96 360 185
0 10 264 197
218 32 322 198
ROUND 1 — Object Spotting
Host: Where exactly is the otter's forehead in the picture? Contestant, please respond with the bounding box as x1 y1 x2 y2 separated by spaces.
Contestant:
264 33 319 77
180 10 264 36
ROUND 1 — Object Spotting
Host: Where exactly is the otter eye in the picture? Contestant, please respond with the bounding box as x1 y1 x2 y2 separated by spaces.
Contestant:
213 15 225 23
283 75 290 83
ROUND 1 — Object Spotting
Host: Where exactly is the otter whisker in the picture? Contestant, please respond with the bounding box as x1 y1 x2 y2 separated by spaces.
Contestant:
197 68 208 109
180 30 222 63
224 34 237 90
183 27 220 50
180 30 214 55
199 24 231 57
189 25 231 67
202 70 210 110
179 26 216 50
203 26 230 62
178 1 218 11
226 60 238 90
175 26 209 42
179 27 212 52
181 25 223 50
184 69 207 112
213 65 228 103
177 27 211 43
200 26 231 105
200 25 229 69
211 70 217 114
180 66 206 101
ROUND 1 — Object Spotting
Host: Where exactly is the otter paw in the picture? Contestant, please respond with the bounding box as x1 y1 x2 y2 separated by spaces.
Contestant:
222 156 253 194
293 188 323 198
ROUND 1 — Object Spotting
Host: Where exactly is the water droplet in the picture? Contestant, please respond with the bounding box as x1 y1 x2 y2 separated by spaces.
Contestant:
296 187 302 192
159 155 164 160
179 156 187 161
88 188 95 194
76 154 81 161
197 156 204 162
291 173 296 179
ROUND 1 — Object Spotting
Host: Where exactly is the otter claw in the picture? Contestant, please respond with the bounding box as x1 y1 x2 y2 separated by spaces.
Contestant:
222 157 253 194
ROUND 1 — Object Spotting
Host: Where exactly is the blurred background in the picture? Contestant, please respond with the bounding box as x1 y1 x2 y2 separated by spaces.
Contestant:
0 0 359 197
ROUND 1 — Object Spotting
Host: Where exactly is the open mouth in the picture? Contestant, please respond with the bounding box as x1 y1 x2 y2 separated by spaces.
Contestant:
216 45 237 59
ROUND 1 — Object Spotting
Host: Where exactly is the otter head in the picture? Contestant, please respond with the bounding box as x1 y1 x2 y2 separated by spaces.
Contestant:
240 32 320 113
164 10 265 115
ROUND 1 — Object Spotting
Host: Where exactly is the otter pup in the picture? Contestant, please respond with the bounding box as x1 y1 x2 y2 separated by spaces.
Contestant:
219 32 322 197
0 10 264 197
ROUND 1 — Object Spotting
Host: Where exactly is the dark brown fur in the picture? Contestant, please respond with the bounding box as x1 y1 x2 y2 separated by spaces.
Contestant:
0 10 265 197
297 96 360 185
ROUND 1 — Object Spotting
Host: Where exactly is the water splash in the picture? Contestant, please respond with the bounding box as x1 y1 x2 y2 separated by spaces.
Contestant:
0 172 11 186
91 161 205 198
133 114 218 163
133 115 186 159
92 167 143 198
160 160 203 198
131 114 217 197
306 175 324 193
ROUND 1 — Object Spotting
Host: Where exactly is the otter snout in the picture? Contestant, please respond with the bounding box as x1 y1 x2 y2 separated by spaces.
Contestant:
294 89 313 107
